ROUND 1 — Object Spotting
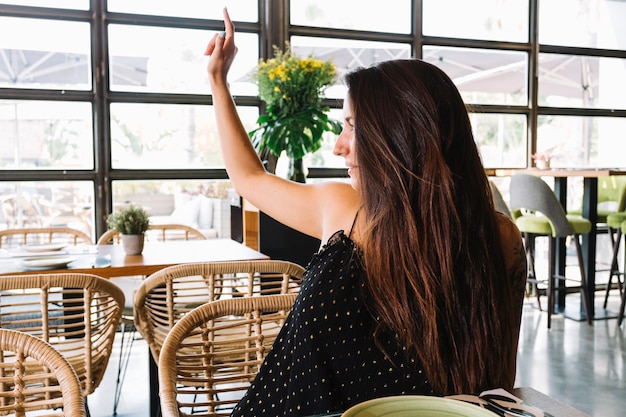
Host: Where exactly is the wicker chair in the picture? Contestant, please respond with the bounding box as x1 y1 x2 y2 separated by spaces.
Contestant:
133 260 304 365
0 227 93 249
0 328 87 417
0 273 124 414
158 293 298 417
96 223 206 245
97 223 207 415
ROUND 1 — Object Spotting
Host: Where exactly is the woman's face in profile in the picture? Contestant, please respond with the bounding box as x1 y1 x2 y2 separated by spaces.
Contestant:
333 95 359 190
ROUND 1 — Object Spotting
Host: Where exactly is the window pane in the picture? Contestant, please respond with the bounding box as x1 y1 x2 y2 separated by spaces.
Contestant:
0 0 87 9
107 0 258 22
305 108 343 169
290 36 412 99
111 179 236 239
108 25 258 95
0 17 91 90
423 0 528 42
424 46 528 106
0 181 94 239
537 115 626 168
539 0 626 49
539 54 626 110
110 103 258 169
290 0 411 34
470 113 527 168
0 100 94 170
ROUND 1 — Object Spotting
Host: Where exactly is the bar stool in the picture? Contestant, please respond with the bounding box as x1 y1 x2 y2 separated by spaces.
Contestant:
509 174 593 328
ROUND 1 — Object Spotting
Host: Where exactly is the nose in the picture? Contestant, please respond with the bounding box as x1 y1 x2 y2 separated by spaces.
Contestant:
333 130 349 156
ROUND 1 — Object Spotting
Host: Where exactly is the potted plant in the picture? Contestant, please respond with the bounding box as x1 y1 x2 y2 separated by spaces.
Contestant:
532 147 556 170
249 43 342 183
106 204 150 255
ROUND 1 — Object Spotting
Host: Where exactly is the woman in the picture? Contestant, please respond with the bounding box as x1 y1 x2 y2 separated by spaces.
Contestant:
206 8 526 416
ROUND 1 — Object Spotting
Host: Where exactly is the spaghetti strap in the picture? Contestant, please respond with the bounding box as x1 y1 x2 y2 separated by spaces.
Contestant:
348 210 359 238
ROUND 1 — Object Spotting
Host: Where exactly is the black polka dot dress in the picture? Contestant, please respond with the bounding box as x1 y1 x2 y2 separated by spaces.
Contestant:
231 230 433 417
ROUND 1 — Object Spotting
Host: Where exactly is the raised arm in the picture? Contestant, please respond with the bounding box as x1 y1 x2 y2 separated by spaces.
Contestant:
205 8 358 241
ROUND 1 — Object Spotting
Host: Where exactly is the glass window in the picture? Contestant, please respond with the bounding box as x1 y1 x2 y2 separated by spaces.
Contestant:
423 0 528 42
0 181 94 238
537 115 626 168
111 179 236 239
470 113 527 168
539 0 626 50
108 25 258 96
424 46 528 106
304 108 343 170
538 53 626 110
110 103 258 170
0 0 87 9
0 17 91 90
0 100 94 170
107 0 258 22
290 0 411 34
290 36 412 99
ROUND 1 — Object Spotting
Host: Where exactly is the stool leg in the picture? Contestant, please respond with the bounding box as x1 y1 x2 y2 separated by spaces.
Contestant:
617 284 626 326
605 229 622 309
524 233 542 311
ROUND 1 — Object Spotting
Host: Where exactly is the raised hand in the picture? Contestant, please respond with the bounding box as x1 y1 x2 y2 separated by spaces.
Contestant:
205 7 238 85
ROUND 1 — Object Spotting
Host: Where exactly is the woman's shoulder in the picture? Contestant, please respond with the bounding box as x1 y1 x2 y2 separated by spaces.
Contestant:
314 181 361 243
495 212 527 287
495 212 522 241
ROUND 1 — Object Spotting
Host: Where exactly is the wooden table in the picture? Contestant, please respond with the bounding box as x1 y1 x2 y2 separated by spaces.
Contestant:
0 238 268 277
494 168 626 320
512 387 590 417
0 239 269 417
303 387 590 417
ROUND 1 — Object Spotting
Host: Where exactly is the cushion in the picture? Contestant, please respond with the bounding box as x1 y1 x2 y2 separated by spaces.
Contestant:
169 197 200 227
197 196 214 230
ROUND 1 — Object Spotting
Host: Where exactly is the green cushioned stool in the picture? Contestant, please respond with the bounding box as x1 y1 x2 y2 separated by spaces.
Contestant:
510 174 593 328
568 176 626 224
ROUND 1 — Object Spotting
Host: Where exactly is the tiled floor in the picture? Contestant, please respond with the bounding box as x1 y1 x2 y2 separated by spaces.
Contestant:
89 293 626 417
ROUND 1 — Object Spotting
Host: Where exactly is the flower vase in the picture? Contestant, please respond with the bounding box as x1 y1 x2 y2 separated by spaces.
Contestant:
288 158 306 183
122 234 145 255
536 160 551 170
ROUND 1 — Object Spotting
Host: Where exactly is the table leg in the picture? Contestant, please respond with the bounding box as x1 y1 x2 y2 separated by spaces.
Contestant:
553 178 568 311
149 350 160 417
581 178 598 320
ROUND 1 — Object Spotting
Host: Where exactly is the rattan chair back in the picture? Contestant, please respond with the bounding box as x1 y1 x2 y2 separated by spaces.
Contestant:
133 260 304 364
0 227 93 249
96 224 206 245
0 273 124 399
159 293 298 417
0 328 87 417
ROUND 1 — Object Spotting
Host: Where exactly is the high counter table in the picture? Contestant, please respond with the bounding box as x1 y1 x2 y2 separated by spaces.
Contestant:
493 168 626 321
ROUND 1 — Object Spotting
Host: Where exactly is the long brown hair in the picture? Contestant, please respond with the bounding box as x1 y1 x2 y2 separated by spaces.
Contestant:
345 59 515 395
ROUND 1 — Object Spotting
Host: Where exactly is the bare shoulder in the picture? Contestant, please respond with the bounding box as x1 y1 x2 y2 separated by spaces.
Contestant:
313 181 360 242
495 212 527 293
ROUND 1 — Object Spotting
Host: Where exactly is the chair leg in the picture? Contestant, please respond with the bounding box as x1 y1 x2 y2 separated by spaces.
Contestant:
605 229 623 309
113 318 136 416
617 282 626 326
573 236 593 325
524 233 542 311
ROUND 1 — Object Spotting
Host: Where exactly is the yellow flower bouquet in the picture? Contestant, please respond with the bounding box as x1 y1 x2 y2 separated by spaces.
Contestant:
249 43 341 182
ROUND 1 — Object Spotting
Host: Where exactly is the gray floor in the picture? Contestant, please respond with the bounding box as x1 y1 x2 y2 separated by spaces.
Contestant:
88 293 626 417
